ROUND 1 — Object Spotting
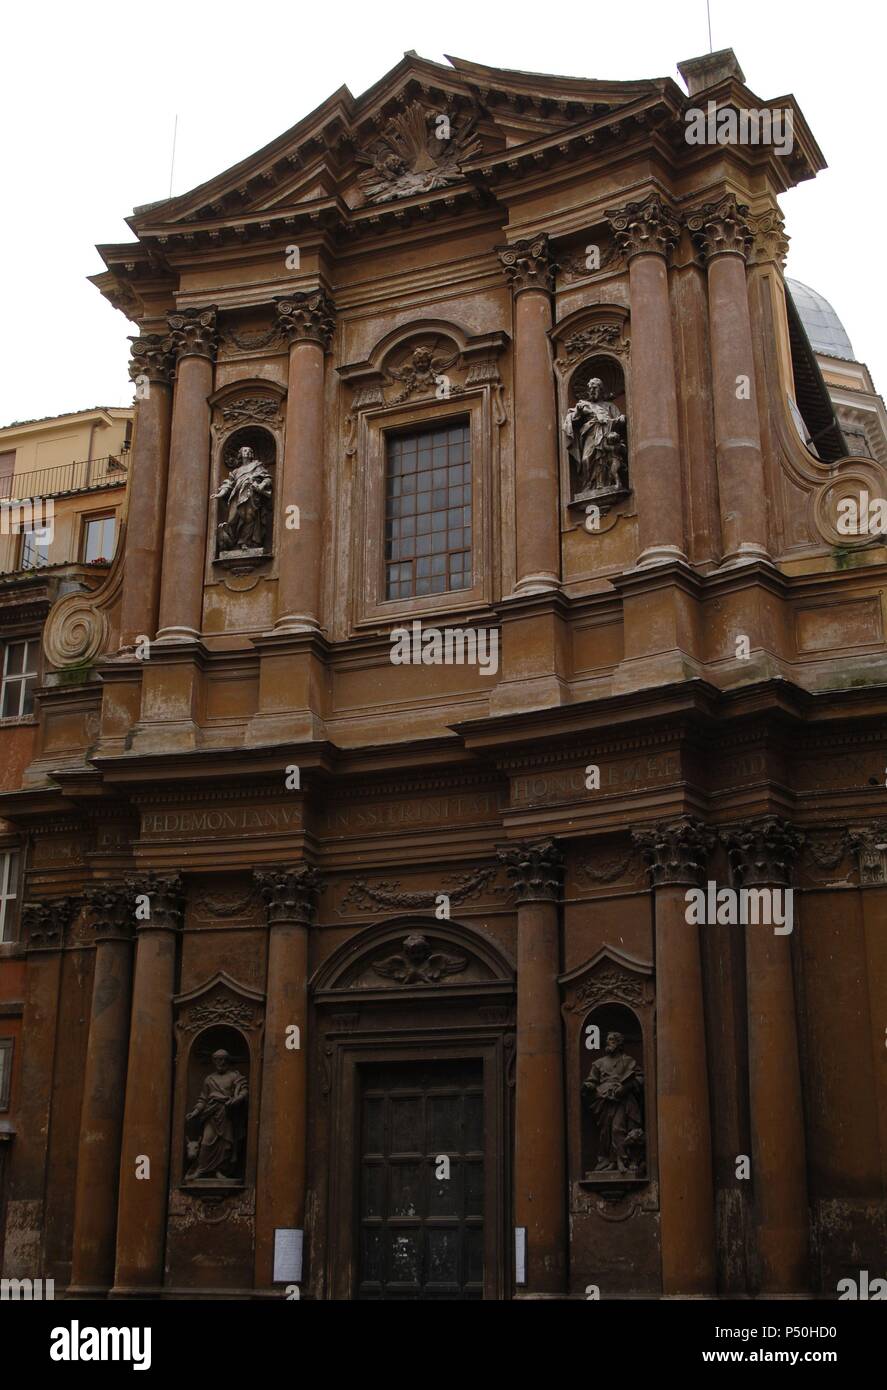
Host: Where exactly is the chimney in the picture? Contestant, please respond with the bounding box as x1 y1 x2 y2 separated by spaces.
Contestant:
677 47 746 97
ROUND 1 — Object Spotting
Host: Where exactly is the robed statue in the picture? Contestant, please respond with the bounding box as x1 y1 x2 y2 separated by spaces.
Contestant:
582 1030 645 1175
563 378 628 498
213 445 272 553
185 1049 248 1180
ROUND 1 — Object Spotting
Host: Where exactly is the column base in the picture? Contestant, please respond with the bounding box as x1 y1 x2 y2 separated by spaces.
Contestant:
634 545 689 569
718 543 770 568
155 625 201 644
273 613 321 634
512 572 559 596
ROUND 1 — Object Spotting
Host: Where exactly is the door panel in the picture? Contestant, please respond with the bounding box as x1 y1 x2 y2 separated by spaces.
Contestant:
356 1060 484 1299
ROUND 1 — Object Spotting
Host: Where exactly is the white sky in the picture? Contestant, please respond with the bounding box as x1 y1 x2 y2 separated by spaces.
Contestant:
1 0 883 426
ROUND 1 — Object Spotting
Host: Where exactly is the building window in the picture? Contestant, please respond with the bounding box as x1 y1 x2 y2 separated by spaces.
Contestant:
82 513 116 564
385 421 472 600
1 641 38 719
0 851 19 944
20 532 50 569
0 1039 12 1109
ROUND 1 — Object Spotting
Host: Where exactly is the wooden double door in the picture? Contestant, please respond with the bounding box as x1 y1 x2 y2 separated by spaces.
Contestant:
356 1059 484 1299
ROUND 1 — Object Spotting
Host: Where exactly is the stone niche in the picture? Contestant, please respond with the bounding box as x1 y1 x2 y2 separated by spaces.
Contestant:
559 945 660 1296
209 381 285 575
166 973 265 1291
552 305 632 517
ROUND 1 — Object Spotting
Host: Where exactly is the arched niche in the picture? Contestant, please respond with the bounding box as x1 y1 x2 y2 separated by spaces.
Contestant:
551 304 632 516
579 1002 645 1179
172 972 264 1195
208 380 285 572
560 946 654 1195
182 1024 250 1186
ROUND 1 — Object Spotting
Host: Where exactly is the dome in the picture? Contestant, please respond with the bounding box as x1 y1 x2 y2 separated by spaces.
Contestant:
785 278 856 361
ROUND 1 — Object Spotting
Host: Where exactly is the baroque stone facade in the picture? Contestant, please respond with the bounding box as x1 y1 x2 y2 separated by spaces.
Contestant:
0 48 886 1303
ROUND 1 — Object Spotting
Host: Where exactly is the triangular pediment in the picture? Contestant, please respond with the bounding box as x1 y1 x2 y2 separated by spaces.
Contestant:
130 52 668 233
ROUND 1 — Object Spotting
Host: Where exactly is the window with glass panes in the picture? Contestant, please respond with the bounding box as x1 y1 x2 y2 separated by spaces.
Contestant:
82 513 116 563
1 639 38 718
0 850 19 943
385 422 471 599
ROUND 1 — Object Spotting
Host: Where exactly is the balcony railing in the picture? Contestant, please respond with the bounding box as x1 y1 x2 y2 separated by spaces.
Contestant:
0 453 128 501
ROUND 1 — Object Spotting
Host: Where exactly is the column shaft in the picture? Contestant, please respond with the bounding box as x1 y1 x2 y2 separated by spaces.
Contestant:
156 308 217 642
120 338 173 645
654 883 717 1292
689 195 769 563
70 901 134 1294
608 196 685 566
277 340 325 630
254 921 309 1286
113 875 182 1295
513 290 559 591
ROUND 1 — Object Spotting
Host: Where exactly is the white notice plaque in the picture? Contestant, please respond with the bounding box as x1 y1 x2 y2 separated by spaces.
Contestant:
273 1227 304 1284
515 1226 527 1286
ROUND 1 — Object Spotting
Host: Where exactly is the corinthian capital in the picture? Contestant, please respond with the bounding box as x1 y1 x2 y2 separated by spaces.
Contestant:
721 817 804 887
128 334 174 385
255 865 322 924
606 194 680 261
21 898 75 951
847 823 887 886
632 818 714 887
84 883 137 941
498 838 563 903
686 193 754 262
125 871 185 932
276 291 336 349
747 208 790 268
497 235 555 295
167 306 219 361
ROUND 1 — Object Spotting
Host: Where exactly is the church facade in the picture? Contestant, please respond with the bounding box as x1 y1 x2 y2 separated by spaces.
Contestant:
1 48 885 1300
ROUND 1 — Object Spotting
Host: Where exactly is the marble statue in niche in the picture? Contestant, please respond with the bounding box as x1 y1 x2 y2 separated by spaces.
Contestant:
185 1048 248 1181
563 377 628 502
213 444 273 556
582 1030 645 1176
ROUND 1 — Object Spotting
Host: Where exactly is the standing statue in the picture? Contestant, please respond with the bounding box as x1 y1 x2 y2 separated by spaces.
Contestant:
582 1030 645 1175
563 379 628 498
213 445 273 553
185 1049 248 1180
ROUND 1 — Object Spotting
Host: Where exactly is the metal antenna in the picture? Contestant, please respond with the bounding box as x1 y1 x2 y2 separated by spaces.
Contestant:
168 114 179 199
706 0 713 52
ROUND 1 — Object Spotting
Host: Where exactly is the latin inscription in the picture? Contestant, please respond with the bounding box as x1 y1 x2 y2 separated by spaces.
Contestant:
141 804 302 839
323 792 498 834
512 753 680 807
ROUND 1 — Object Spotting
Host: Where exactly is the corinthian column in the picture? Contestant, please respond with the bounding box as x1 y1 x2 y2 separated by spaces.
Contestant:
633 819 716 1293
70 885 135 1296
607 195 686 566
498 839 566 1295
848 824 887 1194
1 899 73 1279
253 865 320 1290
498 237 560 594
687 195 769 564
156 308 218 643
112 874 184 1296
119 336 174 646
274 293 335 631
722 819 807 1291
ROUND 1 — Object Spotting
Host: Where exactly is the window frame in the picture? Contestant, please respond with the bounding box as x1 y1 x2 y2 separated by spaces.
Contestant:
80 510 117 564
0 849 20 944
0 639 38 721
351 391 493 629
